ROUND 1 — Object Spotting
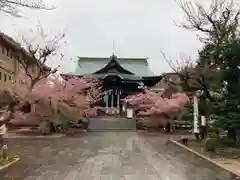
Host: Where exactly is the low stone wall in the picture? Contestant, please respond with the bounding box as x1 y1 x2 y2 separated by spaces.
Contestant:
136 117 172 130
169 140 240 180
9 112 42 128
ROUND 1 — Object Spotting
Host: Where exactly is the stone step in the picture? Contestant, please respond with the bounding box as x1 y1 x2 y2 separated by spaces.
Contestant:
88 129 136 132
88 117 136 131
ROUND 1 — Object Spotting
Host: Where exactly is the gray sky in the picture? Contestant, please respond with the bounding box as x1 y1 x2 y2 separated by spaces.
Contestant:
0 0 202 75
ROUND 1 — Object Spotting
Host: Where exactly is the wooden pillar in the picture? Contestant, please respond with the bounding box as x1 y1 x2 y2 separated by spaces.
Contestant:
111 89 114 108
104 90 109 113
117 89 120 113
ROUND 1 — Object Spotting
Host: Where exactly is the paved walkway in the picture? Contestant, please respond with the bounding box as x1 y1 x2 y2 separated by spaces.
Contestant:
0 132 237 180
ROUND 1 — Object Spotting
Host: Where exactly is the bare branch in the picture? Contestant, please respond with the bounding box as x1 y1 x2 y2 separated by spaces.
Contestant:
175 0 240 44
18 24 66 90
160 49 178 72
160 49 216 101
0 0 55 17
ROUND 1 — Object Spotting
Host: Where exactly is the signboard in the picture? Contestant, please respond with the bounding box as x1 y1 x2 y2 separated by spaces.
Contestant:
201 116 206 126
193 96 199 133
126 108 133 119
122 104 126 112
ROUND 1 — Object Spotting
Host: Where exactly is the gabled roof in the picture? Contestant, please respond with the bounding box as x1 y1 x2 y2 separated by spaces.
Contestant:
70 55 157 77
94 54 133 74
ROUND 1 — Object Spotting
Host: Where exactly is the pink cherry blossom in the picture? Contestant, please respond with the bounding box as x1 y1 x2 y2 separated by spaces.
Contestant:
124 89 189 118
0 69 100 126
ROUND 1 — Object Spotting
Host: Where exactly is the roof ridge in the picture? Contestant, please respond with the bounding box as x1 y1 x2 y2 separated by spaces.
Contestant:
78 56 148 60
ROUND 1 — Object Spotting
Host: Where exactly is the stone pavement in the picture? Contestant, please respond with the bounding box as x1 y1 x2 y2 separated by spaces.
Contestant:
0 132 238 180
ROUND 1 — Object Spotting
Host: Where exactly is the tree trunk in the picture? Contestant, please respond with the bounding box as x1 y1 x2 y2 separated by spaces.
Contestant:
199 96 210 139
170 122 173 133
227 127 236 140
200 126 206 139
194 133 200 140
0 135 4 159
165 122 171 133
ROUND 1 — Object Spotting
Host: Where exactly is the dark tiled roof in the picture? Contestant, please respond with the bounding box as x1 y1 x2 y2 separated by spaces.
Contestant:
151 72 179 90
72 56 157 77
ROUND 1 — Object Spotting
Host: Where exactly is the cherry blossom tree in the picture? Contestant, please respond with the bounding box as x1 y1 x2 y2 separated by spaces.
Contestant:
0 67 101 131
124 89 189 119
0 67 52 127
47 76 101 119
0 25 67 129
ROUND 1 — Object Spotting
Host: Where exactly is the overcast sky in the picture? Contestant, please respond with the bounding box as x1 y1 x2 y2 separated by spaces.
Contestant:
0 0 203 75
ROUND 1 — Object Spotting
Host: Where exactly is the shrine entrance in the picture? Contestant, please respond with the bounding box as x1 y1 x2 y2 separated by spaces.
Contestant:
101 74 144 115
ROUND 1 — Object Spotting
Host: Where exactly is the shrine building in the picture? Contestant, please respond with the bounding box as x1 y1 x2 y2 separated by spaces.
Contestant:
61 54 163 112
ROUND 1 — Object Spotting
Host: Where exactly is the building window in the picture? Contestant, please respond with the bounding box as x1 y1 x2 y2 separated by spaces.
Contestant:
0 72 1 80
4 74 7 82
8 75 11 81
6 49 9 56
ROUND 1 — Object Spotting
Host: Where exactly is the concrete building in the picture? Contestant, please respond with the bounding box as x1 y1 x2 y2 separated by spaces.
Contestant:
0 32 43 85
0 32 20 84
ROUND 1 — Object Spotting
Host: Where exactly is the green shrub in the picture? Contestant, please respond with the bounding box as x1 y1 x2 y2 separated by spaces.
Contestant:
207 126 219 137
220 136 236 148
204 136 238 152
51 118 87 133
203 137 220 152
69 119 83 128
38 120 53 135
236 138 240 149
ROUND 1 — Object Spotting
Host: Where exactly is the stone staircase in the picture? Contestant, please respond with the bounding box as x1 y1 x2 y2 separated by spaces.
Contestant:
88 116 136 131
